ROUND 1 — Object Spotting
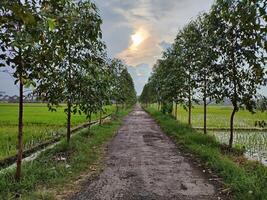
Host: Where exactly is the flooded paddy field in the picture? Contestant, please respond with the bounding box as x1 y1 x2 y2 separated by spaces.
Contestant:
210 130 267 165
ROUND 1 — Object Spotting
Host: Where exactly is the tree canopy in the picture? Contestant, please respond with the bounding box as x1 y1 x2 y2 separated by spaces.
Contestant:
0 0 136 180
140 0 267 147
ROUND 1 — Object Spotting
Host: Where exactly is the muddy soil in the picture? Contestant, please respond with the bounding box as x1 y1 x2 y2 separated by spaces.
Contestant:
68 105 222 200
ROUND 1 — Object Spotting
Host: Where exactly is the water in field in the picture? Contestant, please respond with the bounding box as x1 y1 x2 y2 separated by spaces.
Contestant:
210 131 267 166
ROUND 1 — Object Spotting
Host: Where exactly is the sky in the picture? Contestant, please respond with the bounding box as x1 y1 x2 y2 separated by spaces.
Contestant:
1 0 266 96
94 0 215 95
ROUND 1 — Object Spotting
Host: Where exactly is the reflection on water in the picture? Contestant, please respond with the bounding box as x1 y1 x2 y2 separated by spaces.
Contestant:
209 131 267 166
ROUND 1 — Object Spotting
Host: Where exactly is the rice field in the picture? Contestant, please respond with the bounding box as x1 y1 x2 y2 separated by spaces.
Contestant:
175 104 267 165
210 131 267 165
0 103 115 159
150 104 267 165
174 105 267 128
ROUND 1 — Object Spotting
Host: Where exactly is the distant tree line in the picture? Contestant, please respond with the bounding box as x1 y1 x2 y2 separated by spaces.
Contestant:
0 0 136 181
140 0 266 147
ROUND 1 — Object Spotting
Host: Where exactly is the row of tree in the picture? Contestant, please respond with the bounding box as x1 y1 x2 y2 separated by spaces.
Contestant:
0 0 136 180
140 0 266 148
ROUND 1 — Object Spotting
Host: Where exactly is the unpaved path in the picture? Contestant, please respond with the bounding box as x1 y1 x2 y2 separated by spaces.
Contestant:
68 105 221 200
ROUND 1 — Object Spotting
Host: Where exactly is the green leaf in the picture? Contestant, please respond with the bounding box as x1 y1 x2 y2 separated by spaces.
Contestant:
47 18 56 31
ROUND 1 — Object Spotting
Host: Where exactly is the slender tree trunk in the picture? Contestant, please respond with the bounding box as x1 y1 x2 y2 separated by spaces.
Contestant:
188 88 192 126
67 102 71 144
203 77 207 134
228 37 239 148
15 77 23 181
204 97 207 134
116 102 119 114
157 102 160 111
175 103 178 121
66 41 74 144
229 106 237 148
88 112 92 132
99 108 102 126
173 102 175 118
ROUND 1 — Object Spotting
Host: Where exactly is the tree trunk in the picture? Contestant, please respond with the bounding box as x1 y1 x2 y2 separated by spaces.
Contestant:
116 102 119 114
67 102 71 144
229 106 237 148
15 77 23 181
203 77 207 134
157 102 160 111
99 109 102 126
203 97 207 134
188 88 192 126
88 112 92 132
175 103 178 121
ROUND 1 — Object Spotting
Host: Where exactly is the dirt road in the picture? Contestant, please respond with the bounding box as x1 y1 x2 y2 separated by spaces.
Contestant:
68 105 221 200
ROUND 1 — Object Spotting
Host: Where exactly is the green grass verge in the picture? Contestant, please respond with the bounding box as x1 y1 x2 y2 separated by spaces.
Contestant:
0 108 131 200
0 103 115 159
145 107 267 200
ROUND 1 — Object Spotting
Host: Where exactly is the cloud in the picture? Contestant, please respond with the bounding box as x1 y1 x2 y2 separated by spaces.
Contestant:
94 0 216 94
95 0 215 66
0 70 18 96
118 29 161 66
159 41 172 51
127 63 152 95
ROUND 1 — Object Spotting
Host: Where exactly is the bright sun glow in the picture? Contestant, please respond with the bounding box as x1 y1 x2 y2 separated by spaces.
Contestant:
131 32 144 47
129 28 149 51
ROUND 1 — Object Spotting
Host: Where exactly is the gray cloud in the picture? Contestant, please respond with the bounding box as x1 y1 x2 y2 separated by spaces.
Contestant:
127 63 152 95
93 0 216 94
0 71 18 96
159 41 171 51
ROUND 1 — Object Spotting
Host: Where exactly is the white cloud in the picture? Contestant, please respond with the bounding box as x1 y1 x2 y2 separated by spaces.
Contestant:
95 0 214 66
93 0 216 95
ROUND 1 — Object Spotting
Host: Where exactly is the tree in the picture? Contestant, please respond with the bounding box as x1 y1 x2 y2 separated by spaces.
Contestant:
256 95 267 113
119 68 137 106
36 0 103 143
193 14 220 134
139 82 157 107
177 23 199 126
140 0 266 143
211 0 266 147
110 59 136 110
0 0 44 180
172 36 190 121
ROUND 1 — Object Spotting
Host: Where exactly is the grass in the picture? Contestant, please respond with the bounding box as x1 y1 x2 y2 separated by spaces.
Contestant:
0 107 131 199
0 103 115 160
152 104 267 128
145 106 267 200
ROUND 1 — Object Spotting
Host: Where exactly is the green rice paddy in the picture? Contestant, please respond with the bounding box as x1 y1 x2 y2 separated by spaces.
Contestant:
150 104 267 165
0 103 115 159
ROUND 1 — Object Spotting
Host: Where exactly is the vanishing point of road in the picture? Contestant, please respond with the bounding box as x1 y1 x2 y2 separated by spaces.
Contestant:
69 105 222 200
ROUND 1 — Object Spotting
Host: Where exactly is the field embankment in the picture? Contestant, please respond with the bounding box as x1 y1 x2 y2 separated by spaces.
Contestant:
145 106 267 200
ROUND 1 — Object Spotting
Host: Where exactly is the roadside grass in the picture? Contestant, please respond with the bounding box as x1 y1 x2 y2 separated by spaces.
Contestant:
0 108 130 199
0 103 115 159
146 107 267 200
150 104 267 128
